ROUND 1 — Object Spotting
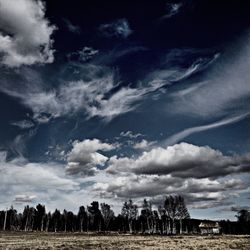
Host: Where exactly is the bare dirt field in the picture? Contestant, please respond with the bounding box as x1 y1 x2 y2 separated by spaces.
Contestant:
0 232 250 250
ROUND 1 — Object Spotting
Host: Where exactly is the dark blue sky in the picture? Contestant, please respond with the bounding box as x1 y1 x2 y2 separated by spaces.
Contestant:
0 0 250 220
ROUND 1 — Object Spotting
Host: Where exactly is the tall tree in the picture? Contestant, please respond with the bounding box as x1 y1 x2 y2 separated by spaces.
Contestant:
158 205 169 234
176 195 190 234
101 203 114 231
63 209 68 232
36 204 46 231
164 195 178 234
23 206 36 231
45 212 51 232
52 209 61 232
140 199 153 233
87 201 102 231
236 209 250 222
121 199 138 233
77 206 87 232
3 208 7 231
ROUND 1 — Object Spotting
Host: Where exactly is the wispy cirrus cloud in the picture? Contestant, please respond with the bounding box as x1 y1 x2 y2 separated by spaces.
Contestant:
68 47 99 62
170 34 250 117
63 18 81 34
0 62 168 122
10 120 35 130
169 53 220 82
99 19 132 39
163 113 250 146
160 2 183 19
120 131 143 139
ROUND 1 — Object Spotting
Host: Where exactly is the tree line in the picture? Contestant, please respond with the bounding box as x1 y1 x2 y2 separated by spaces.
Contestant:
0 195 249 234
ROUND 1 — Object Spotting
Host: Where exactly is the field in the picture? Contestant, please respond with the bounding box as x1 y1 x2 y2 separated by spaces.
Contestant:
0 232 250 250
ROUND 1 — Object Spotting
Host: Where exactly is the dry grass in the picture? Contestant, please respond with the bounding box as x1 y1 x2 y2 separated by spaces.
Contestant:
0 232 250 250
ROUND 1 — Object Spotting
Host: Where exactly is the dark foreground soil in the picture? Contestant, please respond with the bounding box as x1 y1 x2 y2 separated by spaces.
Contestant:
0 232 250 250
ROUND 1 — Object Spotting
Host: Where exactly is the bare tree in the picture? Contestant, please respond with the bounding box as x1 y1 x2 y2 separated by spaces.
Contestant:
23 206 36 231
176 195 190 234
121 199 138 233
158 205 169 234
3 208 7 231
45 212 51 232
101 203 114 231
164 196 178 234
141 199 153 233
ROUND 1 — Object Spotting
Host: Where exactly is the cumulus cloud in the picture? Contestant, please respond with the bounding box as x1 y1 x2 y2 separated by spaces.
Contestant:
107 142 250 178
90 142 250 209
0 151 103 212
133 139 156 150
99 19 132 39
94 173 247 208
0 153 79 193
66 139 115 176
0 0 56 67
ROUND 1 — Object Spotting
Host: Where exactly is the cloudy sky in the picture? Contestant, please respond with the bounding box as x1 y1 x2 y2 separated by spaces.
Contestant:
0 0 250 220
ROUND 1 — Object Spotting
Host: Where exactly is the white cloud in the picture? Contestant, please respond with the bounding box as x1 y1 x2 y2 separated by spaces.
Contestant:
107 142 250 178
133 139 156 150
66 139 115 176
14 194 36 203
0 151 100 212
10 119 35 129
99 19 132 39
163 113 250 146
169 53 220 82
0 0 56 67
0 155 79 194
0 64 166 122
120 131 143 139
170 34 250 117
68 46 99 62
93 172 247 208
162 2 183 19
91 141 249 210
63 18 81 34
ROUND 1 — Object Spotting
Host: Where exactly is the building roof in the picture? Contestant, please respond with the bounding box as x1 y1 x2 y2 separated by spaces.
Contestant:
199 222 220 228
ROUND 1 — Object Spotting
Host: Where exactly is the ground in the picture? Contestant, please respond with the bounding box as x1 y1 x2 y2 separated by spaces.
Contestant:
0 232 250 250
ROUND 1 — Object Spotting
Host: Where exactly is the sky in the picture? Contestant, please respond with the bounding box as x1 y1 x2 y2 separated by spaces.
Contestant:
0 0 250 220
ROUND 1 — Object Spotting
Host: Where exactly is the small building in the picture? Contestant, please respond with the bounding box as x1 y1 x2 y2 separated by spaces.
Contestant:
199 221 220 234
